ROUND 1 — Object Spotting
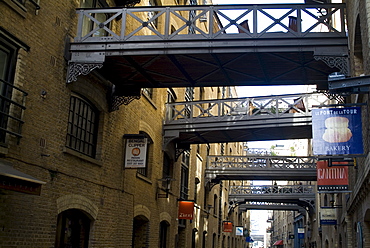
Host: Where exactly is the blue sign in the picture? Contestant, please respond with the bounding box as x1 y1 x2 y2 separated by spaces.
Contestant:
312 107 363 155
246 237 254 243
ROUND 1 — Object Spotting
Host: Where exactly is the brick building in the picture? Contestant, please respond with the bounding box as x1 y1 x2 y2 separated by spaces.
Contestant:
0 0 249 247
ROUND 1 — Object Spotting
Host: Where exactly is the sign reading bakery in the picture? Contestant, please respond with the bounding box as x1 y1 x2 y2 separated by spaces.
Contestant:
312 107 363 155
124 137 147 168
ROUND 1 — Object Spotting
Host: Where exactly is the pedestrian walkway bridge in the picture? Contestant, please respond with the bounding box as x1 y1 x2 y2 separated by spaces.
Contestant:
67 3 348 109
237 202 306 212
229 184 315 210
206 155 317 181
164 92 331 147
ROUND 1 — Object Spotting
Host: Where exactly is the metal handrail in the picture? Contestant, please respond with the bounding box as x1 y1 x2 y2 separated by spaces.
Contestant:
165 92 330 124
207 155 317 170
74 3 346 42
229 184 315 195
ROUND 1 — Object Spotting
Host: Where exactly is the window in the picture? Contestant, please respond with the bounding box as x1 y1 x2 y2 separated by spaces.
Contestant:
0 32 28 145
55 209 91 248
159 221 169 248
0 41 16 144
137 131 153 177
66 93 99 158
162 153 173 188
80 0 109 37
213 195 217 215
180 151 190 200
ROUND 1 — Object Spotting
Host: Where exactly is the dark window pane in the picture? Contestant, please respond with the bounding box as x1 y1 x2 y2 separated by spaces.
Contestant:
66 94 98 157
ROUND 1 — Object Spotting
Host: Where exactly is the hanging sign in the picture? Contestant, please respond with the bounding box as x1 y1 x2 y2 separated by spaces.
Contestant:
320 208 337 225
178 201 194 220
223 221 233 232
312 107 363 155
317 161 348 192
124 137 147 168
297 228 305 239
235 226 243 236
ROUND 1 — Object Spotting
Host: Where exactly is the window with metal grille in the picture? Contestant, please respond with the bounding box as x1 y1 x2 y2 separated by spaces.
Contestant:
0 34 27 145
180 151 190 200
66 94 99 158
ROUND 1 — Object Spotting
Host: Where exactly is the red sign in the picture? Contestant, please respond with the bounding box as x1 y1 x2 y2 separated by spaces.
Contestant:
178 201 194 219
0 175 42 195
317 161 348 192
223 221 233 232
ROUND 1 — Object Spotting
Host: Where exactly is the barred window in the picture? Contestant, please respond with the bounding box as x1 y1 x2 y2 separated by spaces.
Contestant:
180 151 190 200
66 94 99 158
0 33 28 145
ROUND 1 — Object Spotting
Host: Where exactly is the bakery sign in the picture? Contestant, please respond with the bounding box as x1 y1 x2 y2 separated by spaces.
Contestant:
312 107 363 155
124 136 147 168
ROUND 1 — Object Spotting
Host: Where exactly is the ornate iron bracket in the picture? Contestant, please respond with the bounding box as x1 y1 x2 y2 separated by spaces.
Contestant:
110 95 141 111
299 198 316 215
66 62 103 84
314 55 349 76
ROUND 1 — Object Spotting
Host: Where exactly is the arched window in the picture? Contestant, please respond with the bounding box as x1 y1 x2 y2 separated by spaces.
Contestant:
159 221 169 248
66 93 99 158
55 209 92 248
132 215 149 248
213 194 218 215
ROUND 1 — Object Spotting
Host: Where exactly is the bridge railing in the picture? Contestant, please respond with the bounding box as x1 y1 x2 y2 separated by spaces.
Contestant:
74 3 346 42
165 92 330 124
229 184 315 195
207 155 317 170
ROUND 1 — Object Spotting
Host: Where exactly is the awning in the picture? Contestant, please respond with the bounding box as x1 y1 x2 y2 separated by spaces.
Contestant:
273 240 284 246
0 160 45 195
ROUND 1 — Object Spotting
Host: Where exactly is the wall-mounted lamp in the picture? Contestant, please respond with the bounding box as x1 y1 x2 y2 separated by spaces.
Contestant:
157 177 175 198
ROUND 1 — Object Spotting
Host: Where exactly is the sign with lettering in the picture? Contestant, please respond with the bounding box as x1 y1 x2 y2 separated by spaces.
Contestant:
223 221 233 232
312 107 363 155
178 201 194 220
0 175 42 195
298 227 305 239
317 161 348 192
124 138 147 168
320 208 337 225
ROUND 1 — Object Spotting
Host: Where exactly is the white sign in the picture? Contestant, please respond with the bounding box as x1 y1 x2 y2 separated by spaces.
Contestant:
125 138 147 168
320 208 337 225
236 226 243 236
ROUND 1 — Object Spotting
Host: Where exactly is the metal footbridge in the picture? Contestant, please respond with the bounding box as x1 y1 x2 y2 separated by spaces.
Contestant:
229 184 316 211
206 155 317 181
67 3 348 109
164 92 332 148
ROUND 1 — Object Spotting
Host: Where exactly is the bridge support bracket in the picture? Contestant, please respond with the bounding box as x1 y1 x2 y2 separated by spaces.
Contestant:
314 55 349 76
66 62 103 84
